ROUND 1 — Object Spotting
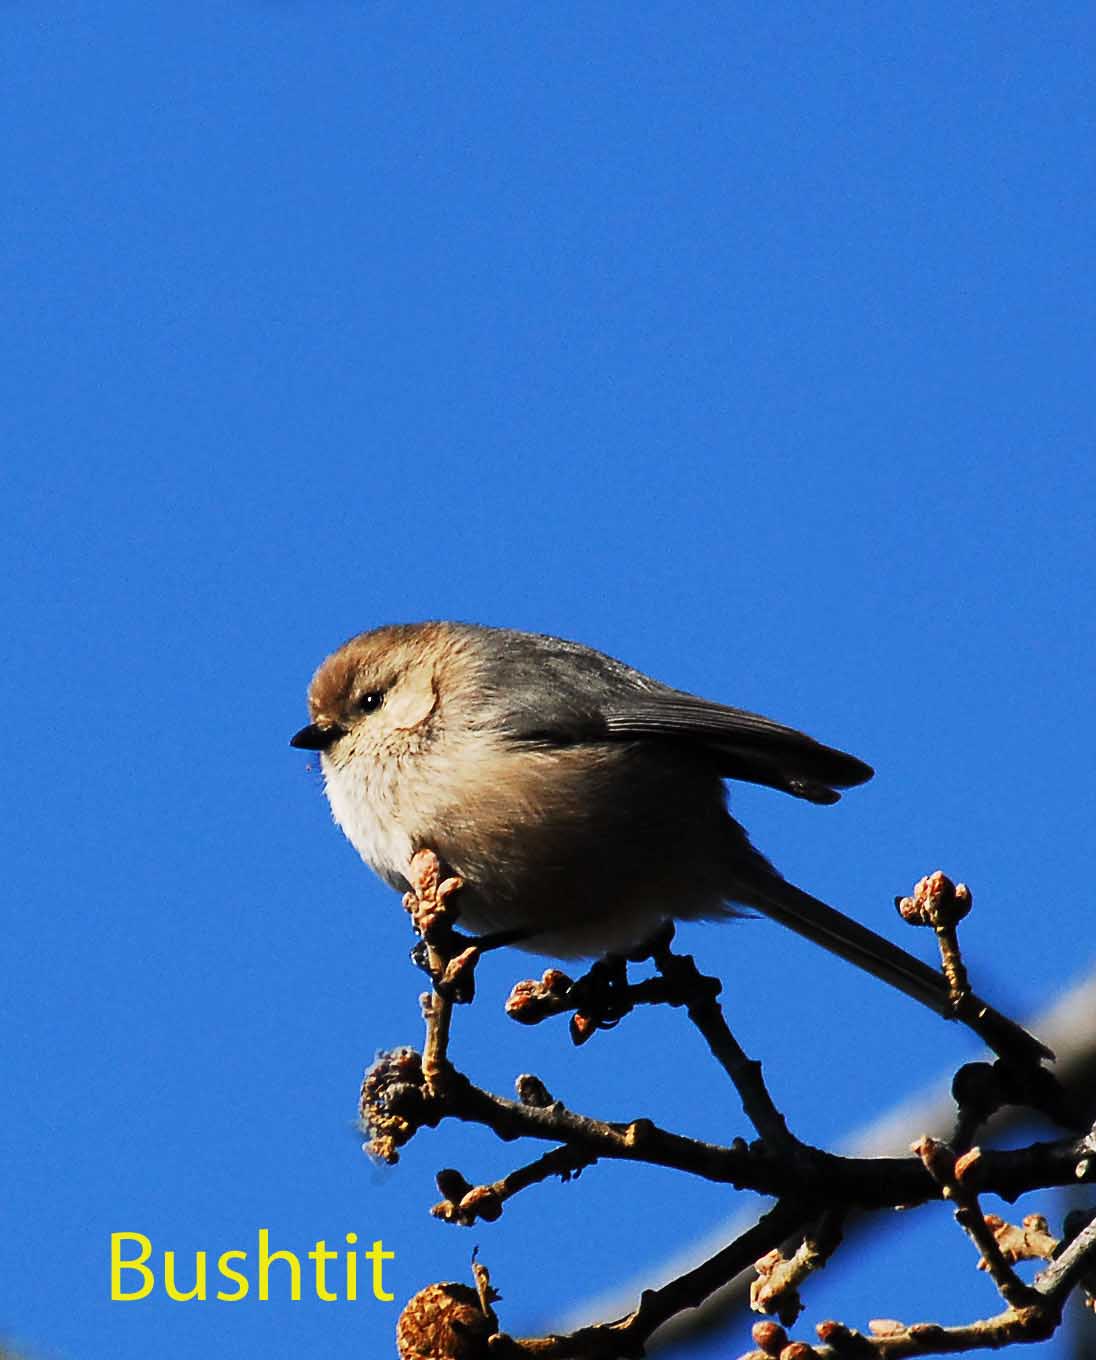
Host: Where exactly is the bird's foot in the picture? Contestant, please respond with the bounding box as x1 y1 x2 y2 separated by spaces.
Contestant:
504 926 680 1043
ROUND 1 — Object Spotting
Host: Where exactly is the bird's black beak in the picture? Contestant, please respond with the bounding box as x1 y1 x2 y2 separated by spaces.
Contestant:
289 722 344 751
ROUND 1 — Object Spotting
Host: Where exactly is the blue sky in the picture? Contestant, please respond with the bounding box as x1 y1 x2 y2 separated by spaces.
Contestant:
3 4 1094 1358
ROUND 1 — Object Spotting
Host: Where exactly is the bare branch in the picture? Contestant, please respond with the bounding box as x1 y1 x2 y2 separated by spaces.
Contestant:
567 970 1096 1349
379 858 1095 1360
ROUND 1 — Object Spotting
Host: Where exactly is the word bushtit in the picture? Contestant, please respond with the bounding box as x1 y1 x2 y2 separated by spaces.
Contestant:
291 622 1046 1061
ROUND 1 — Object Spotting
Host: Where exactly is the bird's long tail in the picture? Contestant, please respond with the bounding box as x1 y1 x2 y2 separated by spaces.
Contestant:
739 875 1052 1064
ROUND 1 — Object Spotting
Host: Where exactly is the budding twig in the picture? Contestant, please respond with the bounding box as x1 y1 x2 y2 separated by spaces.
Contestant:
913 1136 1037 1309
432 1144 596 1227
507 931 803 1156
404 849 476 1093
750 1211 847 1326
896 872 972 1011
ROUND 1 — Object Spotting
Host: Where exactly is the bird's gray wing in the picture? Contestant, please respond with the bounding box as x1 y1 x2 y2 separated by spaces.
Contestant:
598 692 873 804
464 627 871 805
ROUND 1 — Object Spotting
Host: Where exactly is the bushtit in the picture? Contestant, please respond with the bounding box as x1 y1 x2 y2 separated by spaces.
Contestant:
291 622 1047 1061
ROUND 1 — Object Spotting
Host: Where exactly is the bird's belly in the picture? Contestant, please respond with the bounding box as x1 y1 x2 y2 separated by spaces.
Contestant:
450 858 730 958
321 756 413 891
323 740 740 958
421 744 736 957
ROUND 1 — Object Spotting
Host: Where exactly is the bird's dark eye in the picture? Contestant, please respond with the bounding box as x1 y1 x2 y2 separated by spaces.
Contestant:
358 691 384 714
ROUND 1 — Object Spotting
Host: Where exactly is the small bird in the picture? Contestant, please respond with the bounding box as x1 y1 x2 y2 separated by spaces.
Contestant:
291 621 1047 1061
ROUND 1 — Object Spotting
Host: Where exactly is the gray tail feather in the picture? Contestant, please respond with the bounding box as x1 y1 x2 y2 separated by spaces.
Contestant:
740 875 1052 1064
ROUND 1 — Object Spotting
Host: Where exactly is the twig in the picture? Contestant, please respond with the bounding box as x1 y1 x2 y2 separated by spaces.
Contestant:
1038 1209 1096 1306
730 1198 1096 1357
895 872 1052 1068
649 934 802 1156
421 988 455 1095
443 1071 792 1195
750 1210 847 1325
896 873 973 1011
951 1131 1096 1201
508 937 801 1155
403 849 475 1093
433 1145 596 1226
506 968 676 1032
914 1136 1037 1309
